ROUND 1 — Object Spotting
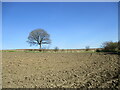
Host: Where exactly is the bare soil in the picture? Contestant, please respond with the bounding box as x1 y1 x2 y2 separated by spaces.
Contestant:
2 52 120 88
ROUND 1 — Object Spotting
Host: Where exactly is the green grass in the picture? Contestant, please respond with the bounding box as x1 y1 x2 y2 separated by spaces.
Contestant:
24 51 42 53
2 50 96 53
3 50 16 52
24 50 96 53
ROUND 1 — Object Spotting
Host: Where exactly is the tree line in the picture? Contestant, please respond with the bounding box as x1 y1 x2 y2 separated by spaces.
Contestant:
27 28 120 53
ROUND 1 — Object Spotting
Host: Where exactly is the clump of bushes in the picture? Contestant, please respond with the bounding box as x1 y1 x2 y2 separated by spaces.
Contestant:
96 41 119 53
101 41 118 52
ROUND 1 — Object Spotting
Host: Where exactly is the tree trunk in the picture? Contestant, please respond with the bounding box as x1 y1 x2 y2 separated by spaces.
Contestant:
39 41 42 49
39 44 42 52
40 44 41 49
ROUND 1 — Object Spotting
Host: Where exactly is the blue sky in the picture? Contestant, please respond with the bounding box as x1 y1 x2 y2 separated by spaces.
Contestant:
2 2 118 49
0 2 2 50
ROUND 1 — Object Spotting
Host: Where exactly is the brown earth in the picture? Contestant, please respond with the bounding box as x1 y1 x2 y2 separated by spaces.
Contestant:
2 52 120 88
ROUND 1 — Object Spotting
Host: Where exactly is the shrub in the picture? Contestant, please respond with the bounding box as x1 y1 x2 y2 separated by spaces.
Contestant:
29 49 33 51
96 49 101 52
39 49 42 52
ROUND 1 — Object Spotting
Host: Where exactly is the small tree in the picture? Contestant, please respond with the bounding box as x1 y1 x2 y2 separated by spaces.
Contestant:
54 47 59 52
85 46 90 51
27 29 51 49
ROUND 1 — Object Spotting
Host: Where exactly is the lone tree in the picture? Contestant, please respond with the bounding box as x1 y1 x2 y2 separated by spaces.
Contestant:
27 29 51 49
85 46 90 51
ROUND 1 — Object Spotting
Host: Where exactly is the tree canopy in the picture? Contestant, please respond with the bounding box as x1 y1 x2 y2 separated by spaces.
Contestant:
27 29 51 49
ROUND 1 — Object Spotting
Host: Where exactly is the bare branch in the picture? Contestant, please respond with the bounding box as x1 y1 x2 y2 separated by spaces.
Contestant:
27 29 51 49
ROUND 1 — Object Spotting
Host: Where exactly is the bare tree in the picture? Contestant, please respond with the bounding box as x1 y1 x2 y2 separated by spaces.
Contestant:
27 29 51 49
54 47 59 52
85 46 90 51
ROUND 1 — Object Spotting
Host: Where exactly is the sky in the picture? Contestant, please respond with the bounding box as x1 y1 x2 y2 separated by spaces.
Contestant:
2 2 118 49
118 2 120 41
0 2 2 50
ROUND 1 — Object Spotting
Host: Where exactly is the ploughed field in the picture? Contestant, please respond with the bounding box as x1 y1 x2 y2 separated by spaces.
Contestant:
2 52 120 88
